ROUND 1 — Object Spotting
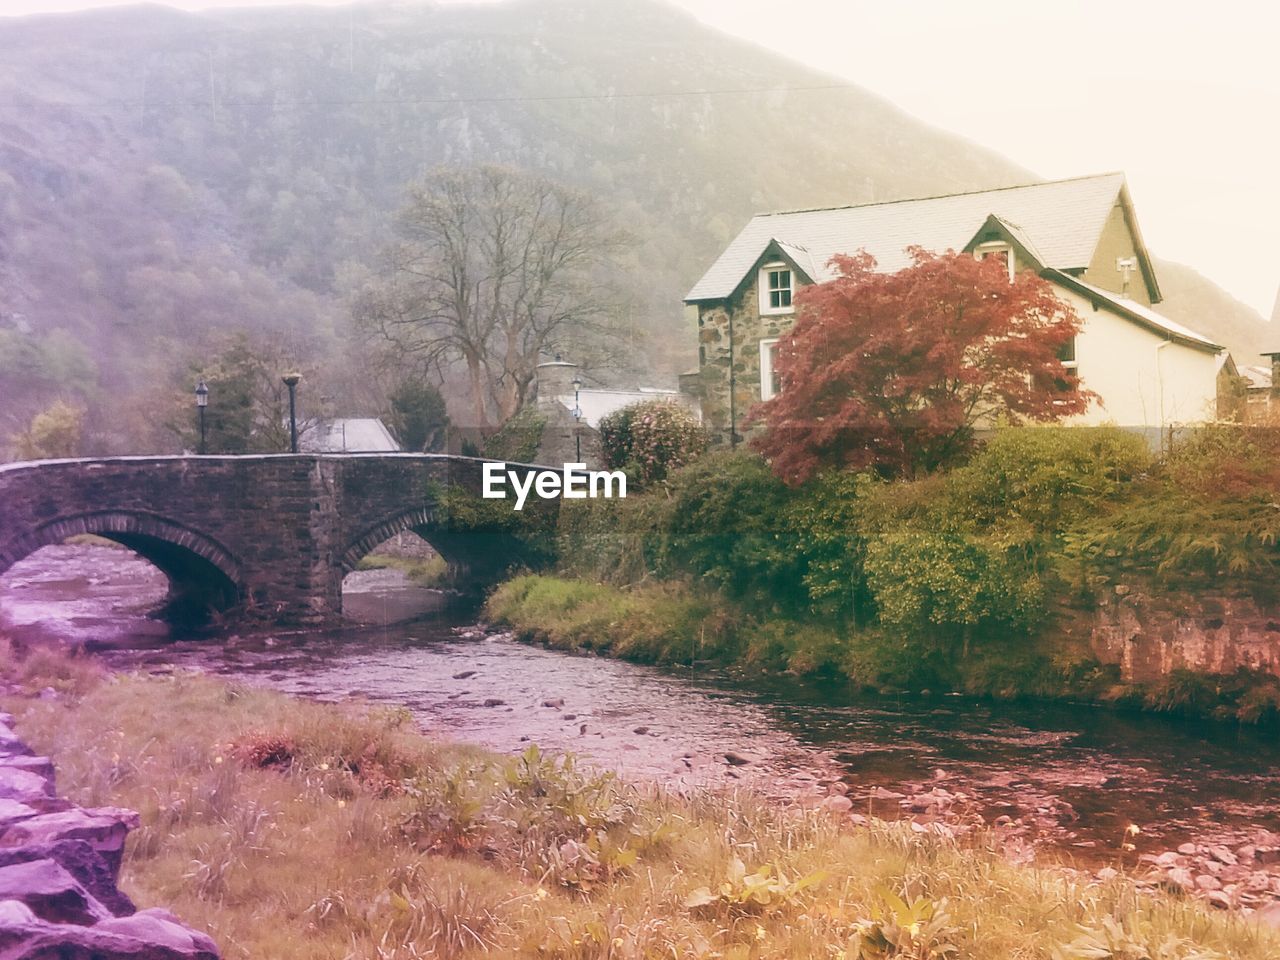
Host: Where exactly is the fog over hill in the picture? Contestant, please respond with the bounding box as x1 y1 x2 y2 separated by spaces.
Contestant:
0 0 1269 447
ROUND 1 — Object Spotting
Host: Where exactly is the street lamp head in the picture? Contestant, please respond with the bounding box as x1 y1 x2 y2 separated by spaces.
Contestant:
571 375 582 393
195 380 209 408
282 372 302 388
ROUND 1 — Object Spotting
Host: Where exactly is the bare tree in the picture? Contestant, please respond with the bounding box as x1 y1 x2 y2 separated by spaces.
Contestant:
353 166 629 426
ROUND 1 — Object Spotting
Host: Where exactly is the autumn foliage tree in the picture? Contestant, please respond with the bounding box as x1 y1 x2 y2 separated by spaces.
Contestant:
750 248 1093 484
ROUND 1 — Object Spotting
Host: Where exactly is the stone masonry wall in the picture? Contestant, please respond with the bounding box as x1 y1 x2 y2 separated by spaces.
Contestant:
1086 587 1280 683
694 271 796 445
0 708 220 958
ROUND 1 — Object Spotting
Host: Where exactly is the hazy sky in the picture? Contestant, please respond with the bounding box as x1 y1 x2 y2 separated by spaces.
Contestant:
5 0 1278 323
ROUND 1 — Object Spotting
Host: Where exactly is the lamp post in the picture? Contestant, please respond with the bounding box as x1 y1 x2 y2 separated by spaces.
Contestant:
195 380 209 455
571 373 583 462
282 372 301 454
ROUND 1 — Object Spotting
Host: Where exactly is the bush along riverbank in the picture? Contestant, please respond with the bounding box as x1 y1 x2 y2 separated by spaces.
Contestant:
3 640 1279 959
487 426 1280 723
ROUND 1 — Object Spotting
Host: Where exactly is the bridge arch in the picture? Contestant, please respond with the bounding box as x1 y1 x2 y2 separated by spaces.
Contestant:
338 506 439 576
0 510 243 619
337 502 527 597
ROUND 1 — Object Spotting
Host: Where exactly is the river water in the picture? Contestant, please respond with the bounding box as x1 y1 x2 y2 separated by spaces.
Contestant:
4 543 1280 888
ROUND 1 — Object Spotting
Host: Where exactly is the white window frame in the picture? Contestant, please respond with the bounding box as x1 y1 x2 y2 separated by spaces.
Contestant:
759 337 780 400
1049 335 1080 404
974 241 1015 282
758 262 794 315
1059 335 1079 374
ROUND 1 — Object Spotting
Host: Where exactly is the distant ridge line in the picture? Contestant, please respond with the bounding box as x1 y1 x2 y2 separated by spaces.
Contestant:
3 81 872 112
753 172 1127 217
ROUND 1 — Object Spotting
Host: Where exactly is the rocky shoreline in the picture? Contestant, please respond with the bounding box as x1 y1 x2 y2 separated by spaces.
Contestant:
0 708 219 959
778 771 1280 924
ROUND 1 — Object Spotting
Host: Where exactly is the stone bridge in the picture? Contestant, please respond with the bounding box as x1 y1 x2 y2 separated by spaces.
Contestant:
0 455 557 625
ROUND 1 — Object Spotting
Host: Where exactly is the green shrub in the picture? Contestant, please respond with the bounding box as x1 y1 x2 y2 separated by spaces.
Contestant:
1066 494 1280 586
662 451 806 612
741 620 846 675
863 529 1043 636
598 399 705 487
485 575 739 663
842 627 955 691
783 471 876 622
947 426 1151 533
1164 423 1280 499
555 494 671 585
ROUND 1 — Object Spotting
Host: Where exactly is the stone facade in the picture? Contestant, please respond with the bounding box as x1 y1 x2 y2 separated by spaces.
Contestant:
0 455 557 625
692 268 796 444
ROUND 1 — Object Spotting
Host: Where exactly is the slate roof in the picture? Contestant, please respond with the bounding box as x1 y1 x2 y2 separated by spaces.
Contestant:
686 173 1136 302
554 389 691 429
300 418 401 453
1240 364 1272 391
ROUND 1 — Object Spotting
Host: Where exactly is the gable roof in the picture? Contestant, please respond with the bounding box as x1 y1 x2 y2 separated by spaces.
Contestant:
686 172 1153 303
963 214 1049 269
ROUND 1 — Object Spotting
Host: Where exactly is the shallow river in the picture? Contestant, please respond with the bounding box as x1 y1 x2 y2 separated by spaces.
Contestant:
4 543 1280 876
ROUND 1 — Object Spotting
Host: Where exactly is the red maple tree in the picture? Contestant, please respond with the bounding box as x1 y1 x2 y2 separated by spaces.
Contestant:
750 248 1094 484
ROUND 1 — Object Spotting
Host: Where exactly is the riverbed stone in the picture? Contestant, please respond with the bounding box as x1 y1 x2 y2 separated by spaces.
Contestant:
1164 868 1195 891
94 908 221 956
1209 845 1238 865
0 913 220 959
820 795 853 813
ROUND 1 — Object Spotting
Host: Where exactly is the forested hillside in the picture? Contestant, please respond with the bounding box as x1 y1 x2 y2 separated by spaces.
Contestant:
0 0 1268 450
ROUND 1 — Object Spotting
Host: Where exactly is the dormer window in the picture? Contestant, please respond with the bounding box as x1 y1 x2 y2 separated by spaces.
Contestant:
759 262 793 314
974 241 1015 282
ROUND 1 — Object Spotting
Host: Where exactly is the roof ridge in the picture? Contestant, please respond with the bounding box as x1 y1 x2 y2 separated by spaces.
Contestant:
754 171 1126 218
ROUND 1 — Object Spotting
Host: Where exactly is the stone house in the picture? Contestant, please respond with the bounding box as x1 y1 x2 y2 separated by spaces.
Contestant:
683 172 1227 445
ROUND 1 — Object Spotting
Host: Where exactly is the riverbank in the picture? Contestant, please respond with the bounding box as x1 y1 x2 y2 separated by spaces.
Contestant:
485 574 1280 724
526 427 1280 725
4 640 1277 959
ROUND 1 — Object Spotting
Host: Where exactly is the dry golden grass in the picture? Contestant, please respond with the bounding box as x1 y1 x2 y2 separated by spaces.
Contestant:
2 641 1277 959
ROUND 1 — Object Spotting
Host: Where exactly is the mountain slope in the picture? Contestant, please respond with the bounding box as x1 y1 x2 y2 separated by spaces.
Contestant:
0 0 1268 444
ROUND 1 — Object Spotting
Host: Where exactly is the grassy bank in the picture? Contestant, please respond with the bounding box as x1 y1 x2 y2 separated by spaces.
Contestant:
356 552 450 587
486 574 1280 723
3 641 1277 959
